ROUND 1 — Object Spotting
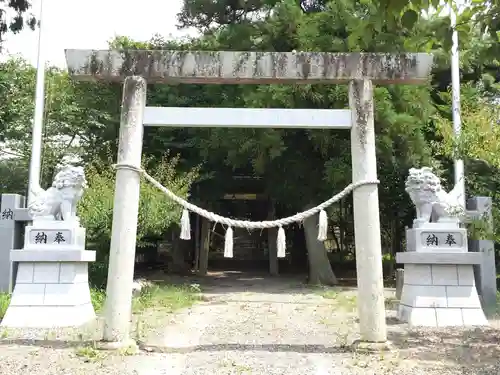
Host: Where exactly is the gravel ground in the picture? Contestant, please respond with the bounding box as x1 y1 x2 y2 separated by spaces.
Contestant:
1 274 500 374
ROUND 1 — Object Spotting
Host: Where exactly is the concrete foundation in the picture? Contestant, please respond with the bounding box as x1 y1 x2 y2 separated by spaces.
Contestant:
396 252 488 327
1 249 96 328
1 218 96 329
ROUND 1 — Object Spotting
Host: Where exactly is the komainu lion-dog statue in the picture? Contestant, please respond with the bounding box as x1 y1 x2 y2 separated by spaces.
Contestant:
405 167 464 226
28 165 87 222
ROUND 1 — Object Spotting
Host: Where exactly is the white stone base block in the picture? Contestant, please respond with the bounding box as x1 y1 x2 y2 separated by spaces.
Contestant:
398 305 488 327
396 261 488 327
1 303 95 328
1 254 96 328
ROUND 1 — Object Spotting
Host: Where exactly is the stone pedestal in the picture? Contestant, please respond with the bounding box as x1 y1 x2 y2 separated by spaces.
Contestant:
0 221 96 328
0 194 27 293
396 252 488 327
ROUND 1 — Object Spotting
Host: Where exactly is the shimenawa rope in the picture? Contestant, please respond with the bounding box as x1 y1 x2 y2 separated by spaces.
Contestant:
113 163 379 259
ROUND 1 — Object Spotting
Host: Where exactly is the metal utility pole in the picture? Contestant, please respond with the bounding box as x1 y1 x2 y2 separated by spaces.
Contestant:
27 0 47 204
450 1 465 208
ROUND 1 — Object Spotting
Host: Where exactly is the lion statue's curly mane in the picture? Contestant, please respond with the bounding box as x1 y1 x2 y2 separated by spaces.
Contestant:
28 165 87 222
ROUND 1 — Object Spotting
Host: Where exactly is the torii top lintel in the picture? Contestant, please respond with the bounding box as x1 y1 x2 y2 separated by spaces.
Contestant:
64 49 433 85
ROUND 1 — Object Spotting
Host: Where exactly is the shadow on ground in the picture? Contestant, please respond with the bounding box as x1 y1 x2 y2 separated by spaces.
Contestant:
138 342 352 354
387 327 500 369
143 270 361 295
0 339 96 349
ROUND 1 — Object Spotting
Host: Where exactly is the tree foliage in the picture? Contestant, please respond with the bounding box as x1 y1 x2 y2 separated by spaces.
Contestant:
0 0 499 278
0 0 36 48
79 154 199 255
119 0 498 261
435 83 500 242
0 57 200 261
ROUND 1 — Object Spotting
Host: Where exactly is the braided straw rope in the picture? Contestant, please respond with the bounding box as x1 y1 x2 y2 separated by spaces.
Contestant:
114 163 379 229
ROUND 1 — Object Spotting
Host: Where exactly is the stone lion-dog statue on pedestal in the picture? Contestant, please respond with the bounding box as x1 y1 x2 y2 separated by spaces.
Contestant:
28 165 87 222
405 167 464 226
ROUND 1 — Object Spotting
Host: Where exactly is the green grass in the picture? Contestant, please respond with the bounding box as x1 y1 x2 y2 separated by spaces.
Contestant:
0 293 10 320
495 290 500 316
312 286 358 310
74 343 105 362
315 287 341 300
1 283 202 324
89 283 202 315
313 286 399 310
131 284 202 313
90 288 107 312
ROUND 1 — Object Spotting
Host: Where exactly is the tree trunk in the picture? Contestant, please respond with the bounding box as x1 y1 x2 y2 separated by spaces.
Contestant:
389 217 402 278
303 207 338 286
331 226 340 251
198 217 210 276
267 199 278 276
194 214 200 271
169 231 191 274
339 200 345 252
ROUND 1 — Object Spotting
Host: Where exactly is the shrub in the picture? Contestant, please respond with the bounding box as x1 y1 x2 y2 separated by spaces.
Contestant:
78 153 199 286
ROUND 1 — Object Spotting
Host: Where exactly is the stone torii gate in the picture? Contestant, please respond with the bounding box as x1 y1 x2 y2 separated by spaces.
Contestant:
65 50 433 347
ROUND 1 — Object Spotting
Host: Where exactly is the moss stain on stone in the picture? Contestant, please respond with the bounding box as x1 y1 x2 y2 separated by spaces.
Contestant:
173 51 188 77
69 50 432 84
192 51 215 78
133 50 154 77
350 80 372 148
215 52 223 78
88 51 104 76
104 52 113 77
233 51 250 78
276 53 287 78
376 53 419 81
321 53 331 78
118 50 134 77
253 52 265 78
297 53 311 79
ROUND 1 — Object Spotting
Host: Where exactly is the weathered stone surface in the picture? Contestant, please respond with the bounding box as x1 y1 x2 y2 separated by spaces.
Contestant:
467 196 496 314
396 251 483 265
397 263 488 327
65 50 433 84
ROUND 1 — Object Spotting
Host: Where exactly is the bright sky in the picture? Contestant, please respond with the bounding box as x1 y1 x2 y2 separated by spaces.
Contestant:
1 0 197 68
0 0 468 69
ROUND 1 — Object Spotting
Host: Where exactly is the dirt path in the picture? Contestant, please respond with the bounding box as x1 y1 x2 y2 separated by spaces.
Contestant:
141 274 500 375
144 277 362 374
1 274 500 374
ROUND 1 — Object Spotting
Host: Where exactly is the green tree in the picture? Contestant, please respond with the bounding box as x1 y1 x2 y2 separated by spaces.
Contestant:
4 0 496 285
98 0 499 283
171 0 498 281
79 154 199 256
180 0 438 281
435 83 500 242
0 56 201 285
0 0 36 48
0 57 122 192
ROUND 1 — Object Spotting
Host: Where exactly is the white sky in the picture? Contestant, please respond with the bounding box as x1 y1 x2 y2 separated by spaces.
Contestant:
0 0 470 69
1 0 197 68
